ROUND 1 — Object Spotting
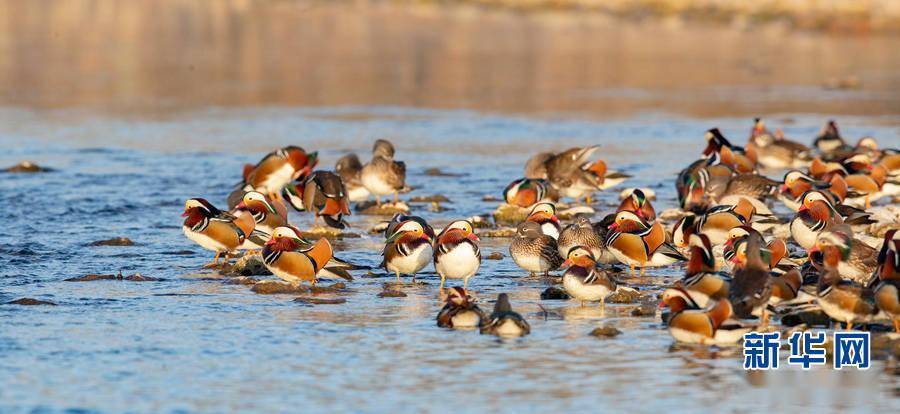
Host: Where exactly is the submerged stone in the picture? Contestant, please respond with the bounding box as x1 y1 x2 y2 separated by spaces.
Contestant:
293 297 347 305
5 161 52 173
358 202 410 216
378 289 407 298
423 168 463 177
89 237 135 246
480 228 517 238
65 274 117 282
606 287 641 304
124 273 161 281
251 280 346 294
492 203 529 225
590 326 622 338
224 254 271 276
540 287 570 300
7 298 57 306
409 194 451 203
226 276 260 285
485 252 505 260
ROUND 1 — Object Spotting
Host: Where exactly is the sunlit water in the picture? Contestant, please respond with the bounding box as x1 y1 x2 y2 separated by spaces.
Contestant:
1 107 899 412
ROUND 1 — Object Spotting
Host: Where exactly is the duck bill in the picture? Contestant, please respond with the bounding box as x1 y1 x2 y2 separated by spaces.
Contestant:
561 259 573 268
181 209 190 217
467 232 480 243
608 222 619 231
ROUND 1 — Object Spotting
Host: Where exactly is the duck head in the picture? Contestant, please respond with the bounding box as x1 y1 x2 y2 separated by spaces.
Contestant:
562 246 597 269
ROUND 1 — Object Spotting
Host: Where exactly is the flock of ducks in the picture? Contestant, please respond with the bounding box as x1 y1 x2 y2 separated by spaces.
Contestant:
181 119 900 341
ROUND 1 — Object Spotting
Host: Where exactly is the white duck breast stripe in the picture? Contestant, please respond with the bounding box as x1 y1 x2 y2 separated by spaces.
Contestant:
436 243 480 279
387 243 432 274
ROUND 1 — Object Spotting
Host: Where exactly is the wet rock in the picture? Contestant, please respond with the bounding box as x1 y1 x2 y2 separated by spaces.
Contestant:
378 289 407 298
423 168 463 177
293 297 347 305
409 194 450 203
124 273 161 281
7 298 56 306
226 276 260 285
482 195 499 202
304 227 362 239
606 287 641 304
5 161 52 173
558 206 594 220
224 254 271 276
65 274 117 282
590 326 622 338
480 228 517 238
492 203 529 225
630 304 657 317
658 208 687 222
780 306 832 327
485 252 505 260
358 202 410 216
468 214 493 229
251 281 346 294
540 287 570 300
89 237 135 246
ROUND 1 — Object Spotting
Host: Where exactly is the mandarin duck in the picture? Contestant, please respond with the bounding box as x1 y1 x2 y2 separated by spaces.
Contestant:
728 233 773 324
436 287 487 329
480 293 530 337
703 128 756 173
809 228 878 287
298 171 352 229
746 118 811 169
236 191 288 234
525 202 561 239
660 292 751 346
182 198 248 267
557 216 605 263
605 211 686 276
617 188 656 222
503 178 549 208
813 120 849 158
433 220 481 292
677 234 731 308
561 246 617 307
262 226 347 285
874 231 900 332
381 218 434 284
335 153 370 202
815 240 883 330
240 146 317 202
510 221 563 277
360 139 406 206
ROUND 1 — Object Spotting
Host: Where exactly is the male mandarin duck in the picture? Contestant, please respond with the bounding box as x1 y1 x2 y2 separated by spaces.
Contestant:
557 216 605 262
236 191 288 234
813 120 849 158
746 118 811 169
660 291 751 346
510 221 563 277
243 146 318 201
678 234 731 308
874 231 900 332
840 155 899 208
605 211 686 276
480 293 530 337
229 203 270 252
525 202 561 239
335 153 370 202
299 171 352 229
561 246 617 307
790 190 846 250
728 233 773 324
779 170 841 210
695 197 757 245
502 178 549 208
381 218 434 284
616 188 656 222
702 128 756 173
360 139 406 206
383 213 436 241
809 228 878 287
815 239 882 330
723 226 793 274
262 226 344 286
182 198 247 267
671 215 698 249
433 220 481 292
436 287 487 329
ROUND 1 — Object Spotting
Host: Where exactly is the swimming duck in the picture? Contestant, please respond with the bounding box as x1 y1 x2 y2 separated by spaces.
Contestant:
605 211 686 276
237 190 289 234
660 291 751 346
815 240 882 330
874 231 900 332
510 221 564 277
525 202 561 239
728 233 773 324
480 293 530 337
335 153 370 202
241 146 318 201
298 171 351 229
182 198 247 267
262 226 345 285
503 178 549 208
434 220 481 292
381 218 434 284
557 216 605 262
746 118 811 169
360 139 406 206
561 246 618 307
437 287 487 329
616 188 656 222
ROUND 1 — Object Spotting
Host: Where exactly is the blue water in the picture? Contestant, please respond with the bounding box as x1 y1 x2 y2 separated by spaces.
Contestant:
1 107 899 413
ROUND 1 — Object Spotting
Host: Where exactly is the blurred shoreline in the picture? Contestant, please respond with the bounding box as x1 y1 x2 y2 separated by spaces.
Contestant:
1 0 899 118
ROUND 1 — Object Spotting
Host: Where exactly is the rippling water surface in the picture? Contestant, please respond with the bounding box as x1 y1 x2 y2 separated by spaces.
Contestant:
2 107 899 412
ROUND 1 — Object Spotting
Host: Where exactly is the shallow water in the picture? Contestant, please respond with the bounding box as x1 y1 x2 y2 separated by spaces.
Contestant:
2 107 899 413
